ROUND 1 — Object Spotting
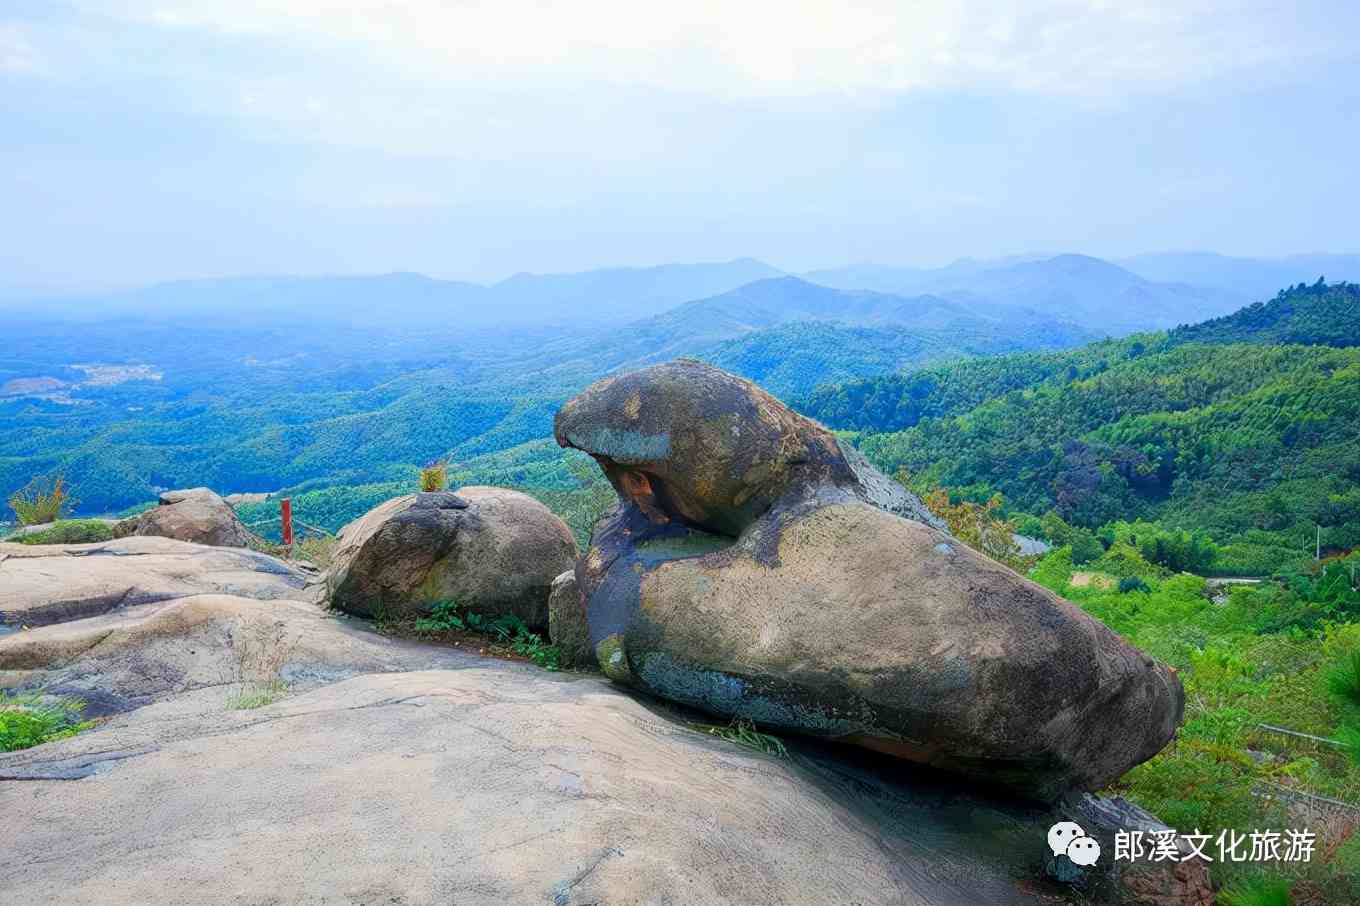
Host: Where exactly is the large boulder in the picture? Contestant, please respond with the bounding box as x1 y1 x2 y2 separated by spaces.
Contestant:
113 488 256 548
327 487 577 629
556 360 1184 802
0 536 314 629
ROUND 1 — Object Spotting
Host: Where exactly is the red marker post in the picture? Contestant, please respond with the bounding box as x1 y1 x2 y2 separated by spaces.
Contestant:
281 497 294 550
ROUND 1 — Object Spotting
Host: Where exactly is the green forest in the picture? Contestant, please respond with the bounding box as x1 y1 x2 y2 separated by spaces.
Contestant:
801 281 1360 575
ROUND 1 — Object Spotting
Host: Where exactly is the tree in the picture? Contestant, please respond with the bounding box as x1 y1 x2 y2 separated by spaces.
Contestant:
922 489 1028 570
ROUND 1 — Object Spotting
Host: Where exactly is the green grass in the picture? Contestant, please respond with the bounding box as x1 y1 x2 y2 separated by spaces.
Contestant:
4 518 115 545
702 718 789 758
0 691 94 752
227 680 287 710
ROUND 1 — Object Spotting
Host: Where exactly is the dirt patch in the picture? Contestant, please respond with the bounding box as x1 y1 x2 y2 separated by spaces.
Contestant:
1069 571 1115 590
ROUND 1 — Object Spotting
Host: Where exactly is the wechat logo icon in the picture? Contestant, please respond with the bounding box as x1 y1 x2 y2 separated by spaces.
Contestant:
1048 821 1101 867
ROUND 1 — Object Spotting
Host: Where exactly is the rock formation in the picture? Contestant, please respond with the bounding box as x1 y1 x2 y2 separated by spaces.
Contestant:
0 535 313 629
113 487 257 548
326 487 577 629
556 359 1184 802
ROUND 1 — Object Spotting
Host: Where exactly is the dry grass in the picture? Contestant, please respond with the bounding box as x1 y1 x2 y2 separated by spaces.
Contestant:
226 618 300 711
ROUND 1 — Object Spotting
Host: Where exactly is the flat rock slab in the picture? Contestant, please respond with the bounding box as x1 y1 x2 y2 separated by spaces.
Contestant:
0 595 482 715
1 595 1192 903
0 536 313 628
0 664 1048 905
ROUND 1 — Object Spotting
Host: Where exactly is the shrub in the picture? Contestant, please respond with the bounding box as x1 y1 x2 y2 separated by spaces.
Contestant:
923 488 1028 569
1099 542 1159 578
1013 513 1045 539
0 692 93 752
1030 547 1074 592
1327 650 1360 708
420 461 448 492
1119 576 1151 594
1140 528 1219 574
7 518 114 545
7 475 75 526
414 599 466 632
292 534 338 569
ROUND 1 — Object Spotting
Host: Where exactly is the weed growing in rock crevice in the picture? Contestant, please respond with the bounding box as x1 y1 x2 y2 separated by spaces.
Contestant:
225 618 300 711
701 718 789 758
228 680 287 711
399 599 562 671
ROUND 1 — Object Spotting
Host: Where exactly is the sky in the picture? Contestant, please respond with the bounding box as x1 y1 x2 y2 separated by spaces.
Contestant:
2 1 1358 289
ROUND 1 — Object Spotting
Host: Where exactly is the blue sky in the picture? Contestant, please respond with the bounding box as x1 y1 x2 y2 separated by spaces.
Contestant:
2 1 1358 288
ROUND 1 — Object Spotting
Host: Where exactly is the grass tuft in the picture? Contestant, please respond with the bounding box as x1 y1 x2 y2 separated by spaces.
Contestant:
704 718 789 758
228 679 287 711
7 474 75 526
420 461 448 492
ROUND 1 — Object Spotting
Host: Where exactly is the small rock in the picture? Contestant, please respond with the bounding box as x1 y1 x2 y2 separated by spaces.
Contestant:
548 570 593 669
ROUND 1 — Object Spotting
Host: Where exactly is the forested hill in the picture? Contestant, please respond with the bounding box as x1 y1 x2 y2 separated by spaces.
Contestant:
798 282 1360 573
1169 279 1360 347
800 281 1360 431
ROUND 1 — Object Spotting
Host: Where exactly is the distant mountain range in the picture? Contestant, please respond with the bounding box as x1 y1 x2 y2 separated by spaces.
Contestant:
804 254 1245 333
9 250 1356 336
11 259 785 329
489 258 784 323
468 276 1095 390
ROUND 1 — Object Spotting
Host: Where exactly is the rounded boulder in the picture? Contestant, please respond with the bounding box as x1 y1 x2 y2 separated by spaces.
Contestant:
327 487 577 629
560 361 1184 802
113 487 256 548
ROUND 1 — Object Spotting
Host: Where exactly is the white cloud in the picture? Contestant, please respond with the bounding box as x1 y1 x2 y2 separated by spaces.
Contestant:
85 1 1338 99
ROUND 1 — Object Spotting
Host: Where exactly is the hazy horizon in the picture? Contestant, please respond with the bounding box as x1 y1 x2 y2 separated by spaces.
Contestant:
4 2 1358 288
7 248 1360 300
